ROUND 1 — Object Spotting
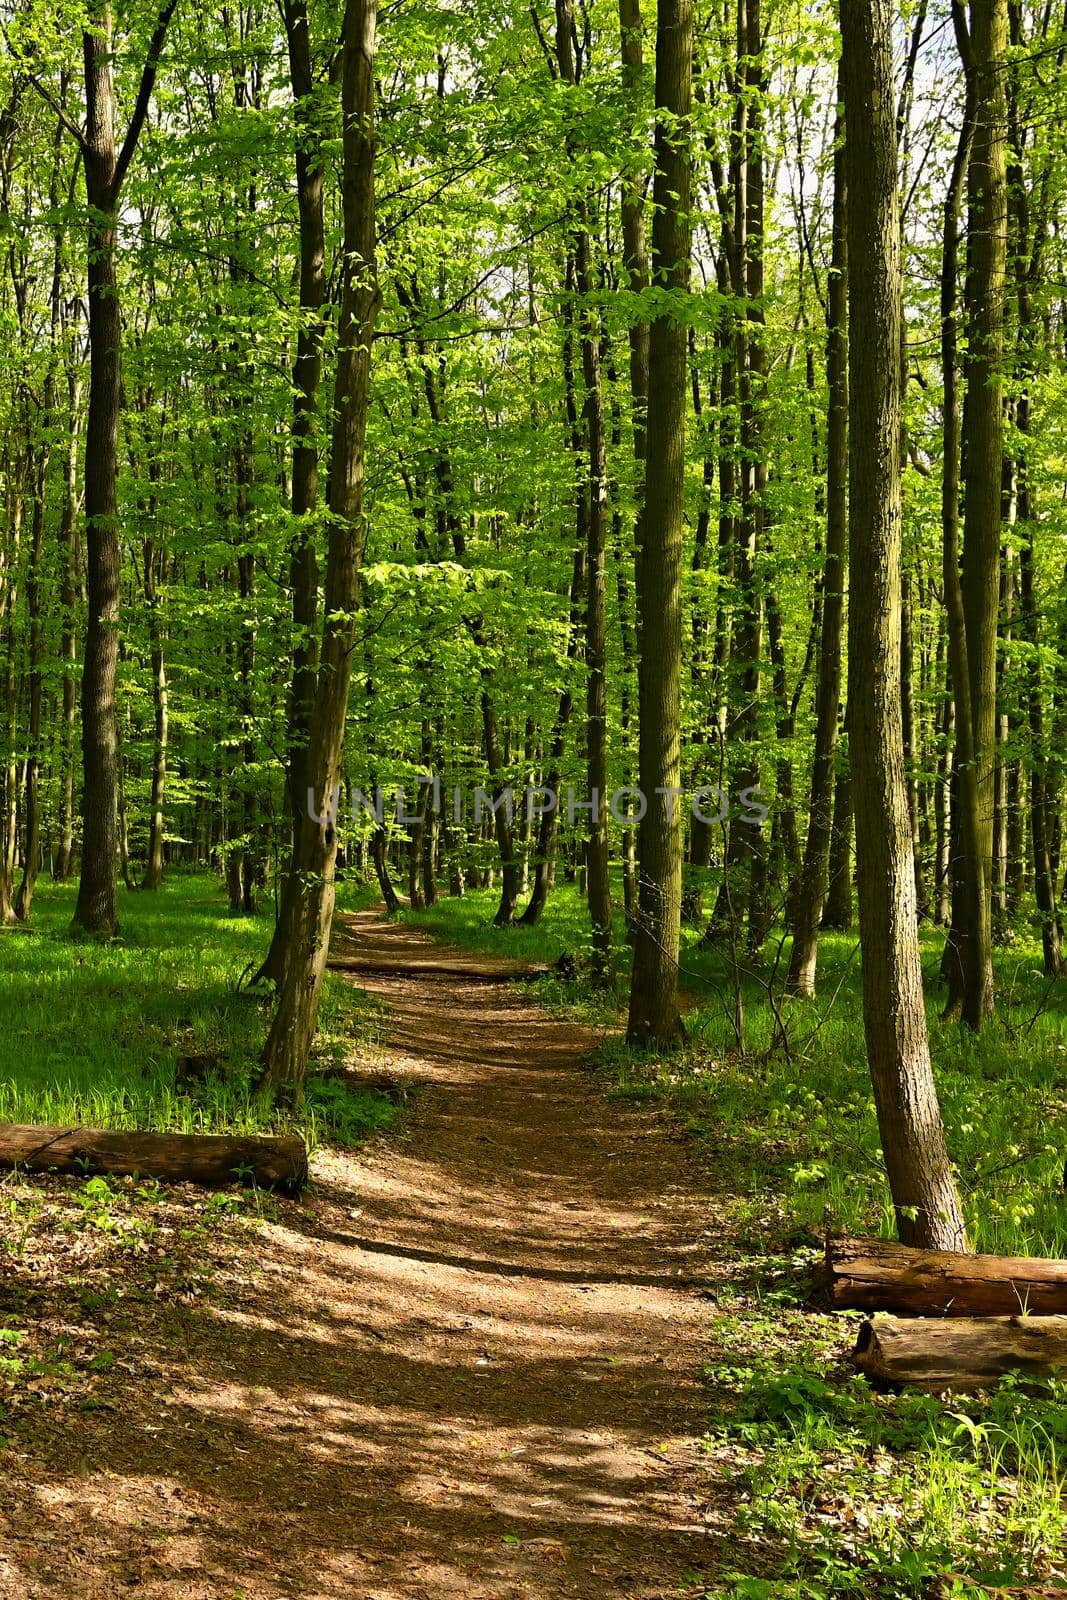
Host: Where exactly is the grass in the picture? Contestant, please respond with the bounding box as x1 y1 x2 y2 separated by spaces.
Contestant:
396 876 1067 1598
0 872 398 1154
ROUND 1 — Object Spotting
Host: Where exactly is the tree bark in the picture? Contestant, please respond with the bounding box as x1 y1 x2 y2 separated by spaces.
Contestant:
821 1235 1067 1316
821 749 853 930
0 1123 307 1196
520 544 583 925
841 0 967 1251
140 527 169 891
15 130 64 920
626 0 692 1047
853 1314 1067 1390
72 0 178 937
553 1 612 984
943 0 1007 1026
55 367 81 883
258 0 380 1100
256 0 328 982
1008 18 1061 977
786 90 847 998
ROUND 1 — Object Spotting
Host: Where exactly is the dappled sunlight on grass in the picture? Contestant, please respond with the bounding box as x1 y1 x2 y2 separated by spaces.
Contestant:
0 873 396 1151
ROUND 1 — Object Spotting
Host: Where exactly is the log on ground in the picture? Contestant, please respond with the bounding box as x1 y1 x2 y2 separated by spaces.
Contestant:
0 1123 308 1195
818 1235 1067 1316
853 1314 1067 1389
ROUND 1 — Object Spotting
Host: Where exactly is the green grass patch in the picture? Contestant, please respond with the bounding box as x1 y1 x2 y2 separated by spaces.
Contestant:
0 872 397 1154
396 878 631 1025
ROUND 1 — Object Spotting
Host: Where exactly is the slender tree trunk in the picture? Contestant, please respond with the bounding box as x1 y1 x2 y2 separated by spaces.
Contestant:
705 0 768 955
521 545 583 925
73 0 177 936
15 451 48 920
0 489 21 924
141 532 169 891
626 0 692 1047
1007 19 1061 976
935 655 955 927
943 0 1007 1026
256 0 328 982
16 131 65 919
841 0 966 1251
371 823 401 912
821 749 853 930
73 35 122 935
901 571 924 911
258 0 380 1099
553 0 612 984
115 705 135 893
55 391 80 882
786 94 847 998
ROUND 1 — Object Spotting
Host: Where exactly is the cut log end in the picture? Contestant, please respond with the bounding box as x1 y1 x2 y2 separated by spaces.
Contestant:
0 1123 309 1196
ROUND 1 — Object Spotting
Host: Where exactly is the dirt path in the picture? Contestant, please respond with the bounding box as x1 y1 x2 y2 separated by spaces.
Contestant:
1 910 715 1599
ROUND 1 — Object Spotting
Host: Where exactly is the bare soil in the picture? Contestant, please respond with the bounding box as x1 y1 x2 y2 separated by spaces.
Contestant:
0 909 715 1599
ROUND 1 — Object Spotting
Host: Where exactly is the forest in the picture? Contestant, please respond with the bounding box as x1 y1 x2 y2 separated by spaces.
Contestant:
0 0 1066 1595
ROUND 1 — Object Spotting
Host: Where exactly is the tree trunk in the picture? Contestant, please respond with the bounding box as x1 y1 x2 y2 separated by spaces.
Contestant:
552 2 612 985
520 545 583 925
72 0 178 936
14 453 48 921
256 0 328 983
16 137 64 921
0 488 21 925
258 0 380 1101
55 376 80 883
1008 33 1061 977
821 748 853 930
141 532 169 891
841 0 966 1251
786 99 847 998
626 0 692 1047
371 822 401 913
943 0 1007 1026
73 35 122 936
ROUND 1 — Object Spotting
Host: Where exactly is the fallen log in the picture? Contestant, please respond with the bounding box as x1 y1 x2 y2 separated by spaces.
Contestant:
818 1235 1067 1316
853 1314 1067 1389
0 1123 308 1196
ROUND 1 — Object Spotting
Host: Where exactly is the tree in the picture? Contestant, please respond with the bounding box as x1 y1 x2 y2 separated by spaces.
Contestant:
785 77 847 1000
66 0 179 936
255 0 330 983
552 0 612 985
840 0 967 1252
258 0 380 1100
626 0 693 1048
941 0 1008 1027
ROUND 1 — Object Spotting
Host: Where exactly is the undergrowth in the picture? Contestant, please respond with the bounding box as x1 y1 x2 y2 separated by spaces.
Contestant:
0 872 397 1154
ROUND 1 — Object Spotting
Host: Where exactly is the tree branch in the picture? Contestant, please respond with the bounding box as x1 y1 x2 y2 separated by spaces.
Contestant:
113 0 180 197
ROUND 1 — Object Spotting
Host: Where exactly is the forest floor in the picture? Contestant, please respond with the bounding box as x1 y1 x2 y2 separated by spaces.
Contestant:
0 908 721 1599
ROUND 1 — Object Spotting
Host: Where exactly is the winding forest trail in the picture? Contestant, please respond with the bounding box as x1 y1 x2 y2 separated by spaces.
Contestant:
2 910 715 1599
